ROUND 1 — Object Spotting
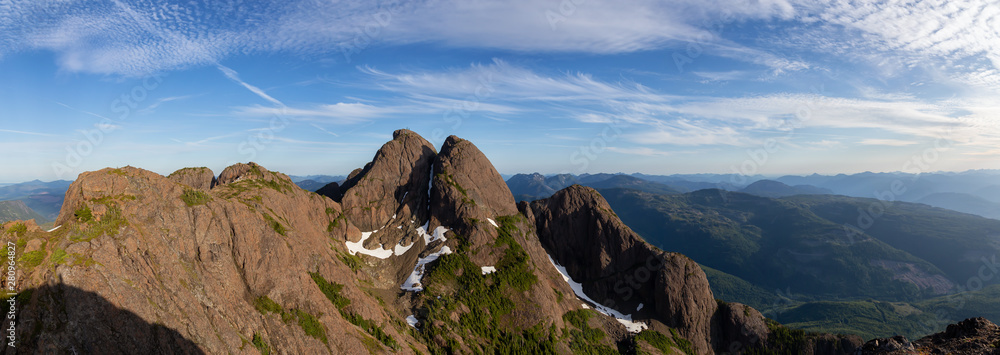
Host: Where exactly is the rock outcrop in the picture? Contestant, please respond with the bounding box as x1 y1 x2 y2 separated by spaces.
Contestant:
167 167 216 190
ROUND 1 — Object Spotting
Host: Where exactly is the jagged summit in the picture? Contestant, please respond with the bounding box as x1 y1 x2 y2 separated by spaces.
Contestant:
5 130 866 354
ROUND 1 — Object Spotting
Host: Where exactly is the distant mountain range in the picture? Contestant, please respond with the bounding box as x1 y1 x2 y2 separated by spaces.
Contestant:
288 174 346 192
507 171 1000 220
0 179 72 221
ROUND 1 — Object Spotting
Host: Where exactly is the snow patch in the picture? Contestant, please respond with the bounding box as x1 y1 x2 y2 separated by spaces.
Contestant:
581 304 590 309
401 246 453 292
406 315 419 328
396 225 403 229
636 303 644 311
47 225 62 232
394 242 415 256
547 255 648 333
346 230 417 258
487 218 498 228
392 213 397 219
416 222 449 244
481 266 497 275
345 230 393 259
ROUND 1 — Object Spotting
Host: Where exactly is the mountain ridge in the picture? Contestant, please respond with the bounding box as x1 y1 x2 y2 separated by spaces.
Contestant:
1 130 990 354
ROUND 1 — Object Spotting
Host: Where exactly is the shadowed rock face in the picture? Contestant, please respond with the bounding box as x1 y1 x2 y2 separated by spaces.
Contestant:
4 284 204 354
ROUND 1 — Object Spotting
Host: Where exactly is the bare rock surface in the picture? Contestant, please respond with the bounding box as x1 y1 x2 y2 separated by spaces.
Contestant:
167 167 216 190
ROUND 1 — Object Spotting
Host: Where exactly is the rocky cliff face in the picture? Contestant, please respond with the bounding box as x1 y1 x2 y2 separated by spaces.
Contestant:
3 130 872 354
524 185 719 353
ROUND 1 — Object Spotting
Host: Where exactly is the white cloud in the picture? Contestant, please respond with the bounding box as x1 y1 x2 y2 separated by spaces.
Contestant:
787 0 1000 92
354 61 1000 150
218 65 283 106
607 147 673 156
857 139 916 147
234 103 390 123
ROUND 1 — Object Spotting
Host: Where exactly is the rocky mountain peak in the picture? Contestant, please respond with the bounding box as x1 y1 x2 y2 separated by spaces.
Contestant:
337 128 436 233
431 135 516 223
428 135 519 255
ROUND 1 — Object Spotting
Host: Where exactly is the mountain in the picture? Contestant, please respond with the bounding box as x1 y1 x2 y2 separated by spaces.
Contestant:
506 173 558 201
507 173 580 202
0 200 48 224
774 171 1000 202
0 130 871 354
916 192 1000 220
294 179 329 192
0 179 72 220
739 180 833 198
584 175 681 195
973 185 1000 204
598 188 955 301
507 173 677 202
288 174 346 184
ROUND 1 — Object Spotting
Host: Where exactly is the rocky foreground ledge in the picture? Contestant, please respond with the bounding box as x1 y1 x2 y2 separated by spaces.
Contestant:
857 317 1000 355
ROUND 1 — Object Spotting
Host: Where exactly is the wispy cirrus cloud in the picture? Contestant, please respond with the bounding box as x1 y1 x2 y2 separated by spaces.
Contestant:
234 103 393 123
0 0 806 76
858 139 917 147
355 60 1000 150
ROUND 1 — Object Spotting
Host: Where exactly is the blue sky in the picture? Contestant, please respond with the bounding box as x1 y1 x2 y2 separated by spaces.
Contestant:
2 0 999 182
